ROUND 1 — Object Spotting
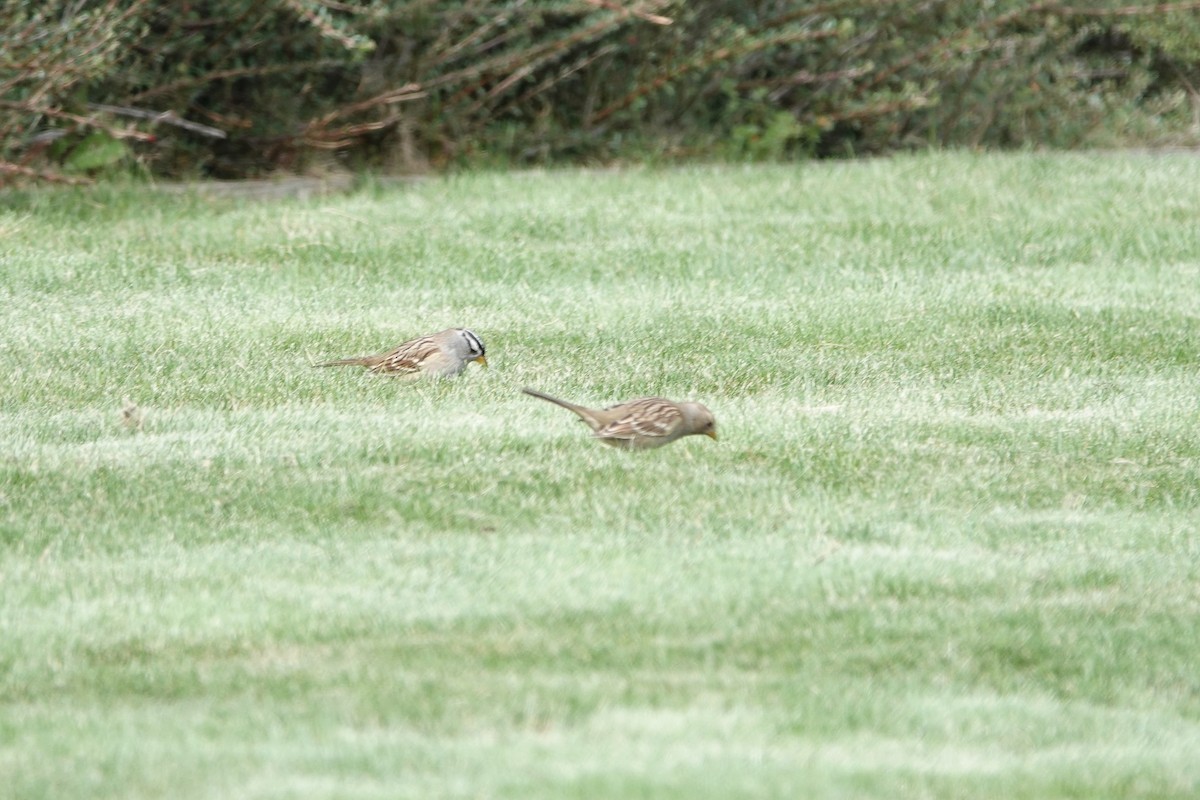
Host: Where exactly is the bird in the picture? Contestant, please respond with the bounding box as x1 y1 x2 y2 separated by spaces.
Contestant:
315 328 487 378
522 388 717 450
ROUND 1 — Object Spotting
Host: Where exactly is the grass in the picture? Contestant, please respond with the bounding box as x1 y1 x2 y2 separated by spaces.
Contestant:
2 151 1200 798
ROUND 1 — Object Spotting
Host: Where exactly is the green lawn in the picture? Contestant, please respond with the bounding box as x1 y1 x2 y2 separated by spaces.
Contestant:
2 152 1199 799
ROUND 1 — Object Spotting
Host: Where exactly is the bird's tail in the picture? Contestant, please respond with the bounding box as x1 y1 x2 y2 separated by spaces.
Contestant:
521 387 596 425
313 355 381 368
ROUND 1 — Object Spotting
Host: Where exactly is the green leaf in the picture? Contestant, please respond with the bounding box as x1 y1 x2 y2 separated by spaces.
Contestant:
63 131 128 173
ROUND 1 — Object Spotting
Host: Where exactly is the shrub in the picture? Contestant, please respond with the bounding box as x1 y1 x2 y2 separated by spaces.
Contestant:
2 0 1199 183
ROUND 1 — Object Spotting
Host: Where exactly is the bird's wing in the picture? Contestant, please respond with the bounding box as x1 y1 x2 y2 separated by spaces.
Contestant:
372 336 437 374
595 398 681 441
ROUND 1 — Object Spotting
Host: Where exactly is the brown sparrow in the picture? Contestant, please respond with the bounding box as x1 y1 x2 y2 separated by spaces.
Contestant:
522 388 717 449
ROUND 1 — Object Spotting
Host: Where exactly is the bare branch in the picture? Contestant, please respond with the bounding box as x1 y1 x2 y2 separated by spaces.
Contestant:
87 104 227 138
581 0 673 26
0 162 92 185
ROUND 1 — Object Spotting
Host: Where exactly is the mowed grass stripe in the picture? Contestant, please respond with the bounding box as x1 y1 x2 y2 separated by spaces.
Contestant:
2 152 1200 798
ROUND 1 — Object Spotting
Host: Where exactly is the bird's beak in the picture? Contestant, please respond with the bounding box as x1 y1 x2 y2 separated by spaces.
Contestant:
474 355 489 368
706 429 718 440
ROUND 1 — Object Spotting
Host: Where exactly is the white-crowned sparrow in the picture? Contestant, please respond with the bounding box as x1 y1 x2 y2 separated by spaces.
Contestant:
522 387 717 449
316 328 487 378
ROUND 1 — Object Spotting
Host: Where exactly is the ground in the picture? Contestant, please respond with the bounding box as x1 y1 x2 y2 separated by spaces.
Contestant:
1 151 1199 799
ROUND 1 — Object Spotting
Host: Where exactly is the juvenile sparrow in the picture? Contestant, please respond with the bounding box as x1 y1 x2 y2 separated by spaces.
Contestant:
316 328 487 378
522 388 717 450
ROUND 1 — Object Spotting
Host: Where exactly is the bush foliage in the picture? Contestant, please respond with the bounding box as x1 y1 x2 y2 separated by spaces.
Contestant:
3 0 1200 182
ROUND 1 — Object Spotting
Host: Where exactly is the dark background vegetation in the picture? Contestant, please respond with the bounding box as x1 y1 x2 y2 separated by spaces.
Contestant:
3 0 1200 183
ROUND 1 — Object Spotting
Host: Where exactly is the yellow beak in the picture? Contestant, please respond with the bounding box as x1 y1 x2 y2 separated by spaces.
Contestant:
706 430 718 440
474 355 489 368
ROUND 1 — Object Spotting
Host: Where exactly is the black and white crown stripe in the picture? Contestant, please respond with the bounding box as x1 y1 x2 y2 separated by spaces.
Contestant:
459 328 486 357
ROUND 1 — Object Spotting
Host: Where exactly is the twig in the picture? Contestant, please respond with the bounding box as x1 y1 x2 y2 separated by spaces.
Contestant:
279 0 370 51
0 163 92 185
582 0 673 26
87 104 227 138
305 84 426 128
1059 0 1200 15
127 59 349 103
0 102 158 142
